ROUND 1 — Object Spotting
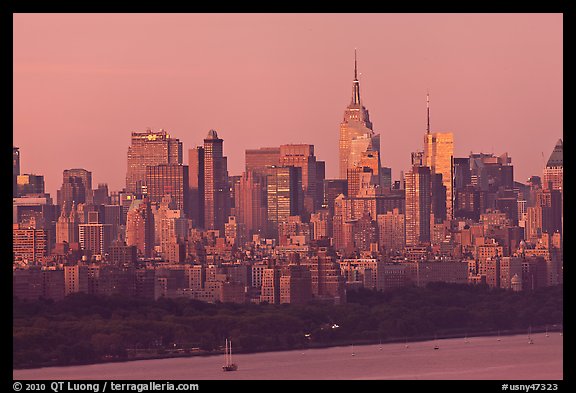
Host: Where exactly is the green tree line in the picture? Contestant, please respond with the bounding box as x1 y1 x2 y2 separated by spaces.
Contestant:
13 283 563 369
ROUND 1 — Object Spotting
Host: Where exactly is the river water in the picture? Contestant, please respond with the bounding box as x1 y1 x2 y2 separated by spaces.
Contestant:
13 332 562 380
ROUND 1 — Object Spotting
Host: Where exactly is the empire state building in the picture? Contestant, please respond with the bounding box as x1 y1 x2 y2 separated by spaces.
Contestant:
338 51 380 179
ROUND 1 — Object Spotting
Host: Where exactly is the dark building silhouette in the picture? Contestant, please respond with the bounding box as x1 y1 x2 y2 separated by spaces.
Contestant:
146 163 189 215
203 129 229 233
188 146 205 228
57 168 92 208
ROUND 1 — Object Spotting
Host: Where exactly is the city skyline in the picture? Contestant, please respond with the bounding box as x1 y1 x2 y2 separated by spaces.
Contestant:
13 13 562 198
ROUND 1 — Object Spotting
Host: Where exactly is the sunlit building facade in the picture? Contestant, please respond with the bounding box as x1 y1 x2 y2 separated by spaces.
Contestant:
339 52 380 179
126 129 182 195
424 132 454 219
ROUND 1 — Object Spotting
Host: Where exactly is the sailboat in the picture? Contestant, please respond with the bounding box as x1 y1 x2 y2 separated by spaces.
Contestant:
528 327 534 345
545 326 549 338
351 344 355 357
433 334 440 350
222 338 238 371
497 330 501 342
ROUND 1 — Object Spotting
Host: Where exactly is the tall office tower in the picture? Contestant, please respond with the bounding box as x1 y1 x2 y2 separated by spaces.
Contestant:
266 166 303 236
125 196 155 258
126 129 182 196
16 174 45 197
57 168 93 207
405 165 431 246
56 201 79 244
431 173 447 223
315 161 326 211
188 146 205 228
228 175 242 216
93 183 110 205
543 139 563 191
145 163 189 215
279 144 318 215
339 51 379 179
377 208 405 254
423 136 453 220
245 147 280 177
103 204 122 241
203 129 229 233
232 171 267 238
78 212 113 256
536 188 562 236
13 147 20 196
422 93 453 220
453 157 471 191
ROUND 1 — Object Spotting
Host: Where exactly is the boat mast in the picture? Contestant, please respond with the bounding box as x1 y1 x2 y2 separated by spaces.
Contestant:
229 340 232 364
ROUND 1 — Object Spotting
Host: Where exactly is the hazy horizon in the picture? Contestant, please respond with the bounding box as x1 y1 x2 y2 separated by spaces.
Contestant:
13 13 562 198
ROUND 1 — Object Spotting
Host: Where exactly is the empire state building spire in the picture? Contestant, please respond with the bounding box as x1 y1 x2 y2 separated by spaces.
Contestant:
352 49 361 105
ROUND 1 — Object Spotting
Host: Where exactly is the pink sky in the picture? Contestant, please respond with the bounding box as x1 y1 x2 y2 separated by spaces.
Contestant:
13 13 562 198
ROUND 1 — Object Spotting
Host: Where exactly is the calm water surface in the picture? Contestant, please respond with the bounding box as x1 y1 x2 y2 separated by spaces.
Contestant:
13 332 562 380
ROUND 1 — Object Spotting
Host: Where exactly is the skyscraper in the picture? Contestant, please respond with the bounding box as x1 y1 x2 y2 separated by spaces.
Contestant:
423 131 453 220
145 163 189 215
188 146 205 228
57 168 93 208
339 51 380 179
543 139 563 191
126 129 182 195
266 166 303 236
232 171 267 238
245 147 280 177
405 165 431 246
453 157 471 191
203 129 229 233
423 94 454 220
279 144 318 215
92 183 110 205
315 161 326 211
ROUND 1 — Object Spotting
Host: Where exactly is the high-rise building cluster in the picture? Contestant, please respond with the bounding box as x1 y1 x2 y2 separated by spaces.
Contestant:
13 54 563 305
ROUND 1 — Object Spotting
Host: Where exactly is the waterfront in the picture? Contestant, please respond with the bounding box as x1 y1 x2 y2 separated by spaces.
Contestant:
13 332 562 380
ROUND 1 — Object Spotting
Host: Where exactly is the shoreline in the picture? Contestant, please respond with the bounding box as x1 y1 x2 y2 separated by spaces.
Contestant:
13 325 562 371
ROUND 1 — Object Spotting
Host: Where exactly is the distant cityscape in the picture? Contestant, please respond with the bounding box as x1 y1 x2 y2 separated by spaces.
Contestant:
12 55 563 305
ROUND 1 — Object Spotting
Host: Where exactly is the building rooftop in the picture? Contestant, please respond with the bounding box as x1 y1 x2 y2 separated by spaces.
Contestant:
546 139 563 167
